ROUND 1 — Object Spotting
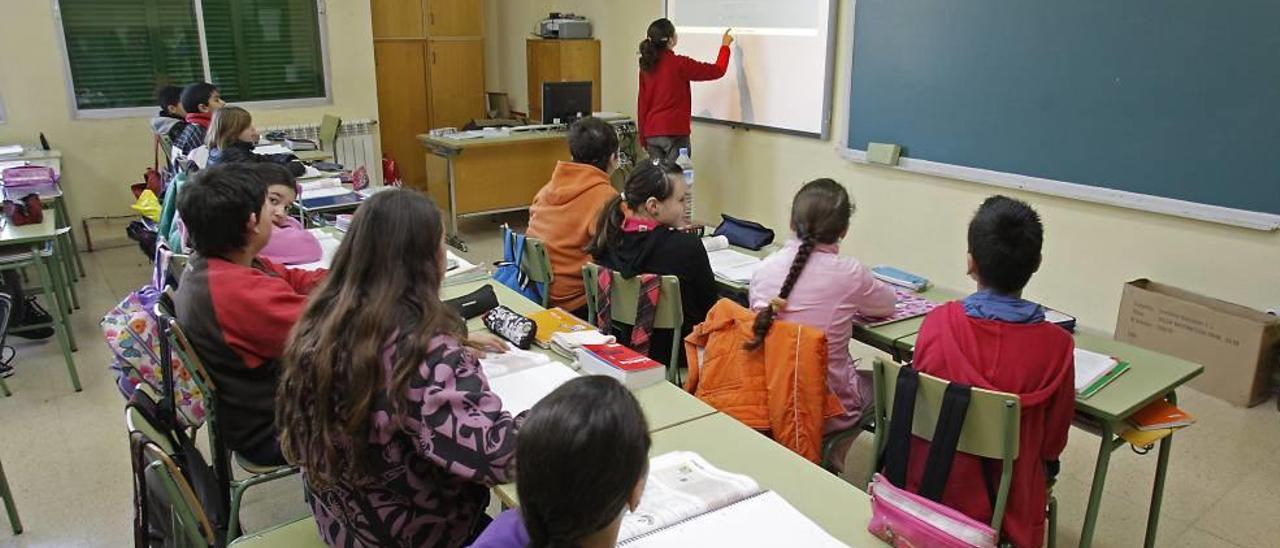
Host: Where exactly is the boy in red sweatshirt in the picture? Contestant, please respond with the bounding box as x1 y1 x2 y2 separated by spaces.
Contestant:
905 195 1075 547
173 163 326 466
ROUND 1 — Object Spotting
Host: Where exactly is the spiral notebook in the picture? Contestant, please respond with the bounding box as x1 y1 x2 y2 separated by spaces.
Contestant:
617 452 847 547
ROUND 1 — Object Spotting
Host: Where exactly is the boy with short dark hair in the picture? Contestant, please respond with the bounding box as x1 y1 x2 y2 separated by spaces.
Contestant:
525 116 620 315
903 195 1074 548
173 82 226 155
150 85 188 143
172 163 326 466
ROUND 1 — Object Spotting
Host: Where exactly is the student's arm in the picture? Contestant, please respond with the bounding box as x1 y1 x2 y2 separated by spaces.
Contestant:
1041 341 1077 462
413 341 519 485
675 234 720 325
260 257 327 294
212 273 312 369
680 46 731 82
849 263 898 318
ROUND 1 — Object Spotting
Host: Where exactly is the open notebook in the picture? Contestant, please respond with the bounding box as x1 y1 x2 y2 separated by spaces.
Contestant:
706 249 762 284
480 349 578 415
618 452 847 547
852 286 940 327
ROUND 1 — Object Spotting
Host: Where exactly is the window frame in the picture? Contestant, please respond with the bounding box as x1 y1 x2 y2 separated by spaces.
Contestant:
52 0 334 120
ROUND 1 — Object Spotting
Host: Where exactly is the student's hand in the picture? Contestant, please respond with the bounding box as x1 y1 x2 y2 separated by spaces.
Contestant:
465 332 509 357
722 29 734 47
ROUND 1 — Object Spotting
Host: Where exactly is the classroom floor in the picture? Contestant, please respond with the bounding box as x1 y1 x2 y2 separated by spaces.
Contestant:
0 215 1276 548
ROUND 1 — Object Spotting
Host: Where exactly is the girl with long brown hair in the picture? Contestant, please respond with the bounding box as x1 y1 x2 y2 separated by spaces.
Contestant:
276 189 513 547
746 179 896 472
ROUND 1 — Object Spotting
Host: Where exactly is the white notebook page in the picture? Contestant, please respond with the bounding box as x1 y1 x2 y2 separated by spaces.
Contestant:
620 490 848 548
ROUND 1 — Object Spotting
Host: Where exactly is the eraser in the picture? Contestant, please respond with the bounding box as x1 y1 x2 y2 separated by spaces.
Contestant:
867 142 901 166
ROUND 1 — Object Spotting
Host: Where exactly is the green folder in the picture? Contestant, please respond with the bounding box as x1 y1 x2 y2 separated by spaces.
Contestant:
1078 361 1130 400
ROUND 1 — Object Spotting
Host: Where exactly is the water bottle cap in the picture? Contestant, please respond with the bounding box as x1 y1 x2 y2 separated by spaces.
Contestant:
679 147 689 156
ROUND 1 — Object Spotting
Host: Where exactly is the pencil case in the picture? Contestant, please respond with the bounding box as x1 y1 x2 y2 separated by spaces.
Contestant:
712 214 774 250
445 284 498 320
483 305 537 350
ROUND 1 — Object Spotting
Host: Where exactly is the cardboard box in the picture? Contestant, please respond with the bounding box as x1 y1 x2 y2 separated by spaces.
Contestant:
1115 279 1280 407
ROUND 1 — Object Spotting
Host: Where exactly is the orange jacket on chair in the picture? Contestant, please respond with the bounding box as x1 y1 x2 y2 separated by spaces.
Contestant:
683 299 844 462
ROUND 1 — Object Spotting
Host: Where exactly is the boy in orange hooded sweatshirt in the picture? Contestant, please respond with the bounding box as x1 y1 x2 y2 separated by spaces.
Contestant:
526 117 620 316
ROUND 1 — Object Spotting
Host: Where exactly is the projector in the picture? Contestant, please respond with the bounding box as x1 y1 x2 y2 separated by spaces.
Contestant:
537 13 592 39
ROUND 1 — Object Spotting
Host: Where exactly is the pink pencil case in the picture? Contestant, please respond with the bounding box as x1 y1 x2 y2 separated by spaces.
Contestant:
867 473 997 548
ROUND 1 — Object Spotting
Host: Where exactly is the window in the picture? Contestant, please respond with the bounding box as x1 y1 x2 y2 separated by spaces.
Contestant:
56 0 328 114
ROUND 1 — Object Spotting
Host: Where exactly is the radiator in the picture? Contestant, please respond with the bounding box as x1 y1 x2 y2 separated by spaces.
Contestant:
260 119 383 185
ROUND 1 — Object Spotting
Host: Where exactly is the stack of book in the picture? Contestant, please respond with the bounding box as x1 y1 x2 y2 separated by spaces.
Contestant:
526 308 616 358
1074 348 1130 399
1120 399 1196 447
576 343 665 389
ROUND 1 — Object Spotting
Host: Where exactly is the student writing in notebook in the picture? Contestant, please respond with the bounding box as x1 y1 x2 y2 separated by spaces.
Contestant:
747 179 896 472
526 116 620 317
470 375 650 548
172 82 224 155
205 106 305 176
253 164 322 265
277 189 513 547
172 163 328 467
586 160 718 368
903 196 1075 548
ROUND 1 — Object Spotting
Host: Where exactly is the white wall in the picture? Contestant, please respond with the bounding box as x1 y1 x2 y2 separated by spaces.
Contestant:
485 0 1280 332
0 1 380 229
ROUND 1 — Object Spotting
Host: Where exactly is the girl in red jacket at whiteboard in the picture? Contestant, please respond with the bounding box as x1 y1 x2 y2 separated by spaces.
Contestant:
637 18 734 163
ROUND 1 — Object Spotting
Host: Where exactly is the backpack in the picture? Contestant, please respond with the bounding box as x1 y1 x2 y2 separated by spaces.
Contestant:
103 244 208 429
492 224 544 304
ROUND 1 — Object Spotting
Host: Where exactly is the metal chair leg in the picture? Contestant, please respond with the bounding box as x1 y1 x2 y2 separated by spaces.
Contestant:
0 457 23 534
34 251 80 391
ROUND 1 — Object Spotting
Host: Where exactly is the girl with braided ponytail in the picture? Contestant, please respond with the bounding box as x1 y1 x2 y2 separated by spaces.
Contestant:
747 179 896 472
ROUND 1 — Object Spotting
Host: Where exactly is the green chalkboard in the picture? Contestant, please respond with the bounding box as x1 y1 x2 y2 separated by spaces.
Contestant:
848 0 1280 220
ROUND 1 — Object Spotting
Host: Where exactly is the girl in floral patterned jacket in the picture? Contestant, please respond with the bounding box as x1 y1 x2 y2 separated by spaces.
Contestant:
277 189 515 547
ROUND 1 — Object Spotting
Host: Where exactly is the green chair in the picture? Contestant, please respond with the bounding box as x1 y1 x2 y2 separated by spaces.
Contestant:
318 115 341 153
153 305 301 541
0 452 21 535
519 235 554 308
581 263 684 384
135 438 322 548
868 357 1028 538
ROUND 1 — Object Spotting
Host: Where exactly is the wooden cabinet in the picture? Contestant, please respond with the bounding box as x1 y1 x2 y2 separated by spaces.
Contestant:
370 0 424 38
374 41 431 190
427 40 486 129
526 38 602 122
425 0 483 37
371 0 484 190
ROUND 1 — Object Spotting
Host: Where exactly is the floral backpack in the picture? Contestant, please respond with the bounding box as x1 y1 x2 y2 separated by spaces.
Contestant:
102 244 207 428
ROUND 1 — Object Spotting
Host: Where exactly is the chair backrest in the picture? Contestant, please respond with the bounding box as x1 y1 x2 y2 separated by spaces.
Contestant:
318 115 341 151
871 357 1020 530
581 263 683 330
520 237 554 306
189 146 210 169
142 442 216 547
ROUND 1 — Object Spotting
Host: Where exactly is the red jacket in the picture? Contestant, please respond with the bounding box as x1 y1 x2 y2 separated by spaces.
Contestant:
907 302 1075 548
637 46 731 144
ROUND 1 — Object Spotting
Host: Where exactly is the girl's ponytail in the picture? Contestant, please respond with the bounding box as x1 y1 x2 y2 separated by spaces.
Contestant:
586 194 626 258
639 18 676 72
745 239 815 350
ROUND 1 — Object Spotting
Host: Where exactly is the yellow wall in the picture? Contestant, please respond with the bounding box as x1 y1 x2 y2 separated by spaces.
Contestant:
0 0 380 229
486 0 1280 331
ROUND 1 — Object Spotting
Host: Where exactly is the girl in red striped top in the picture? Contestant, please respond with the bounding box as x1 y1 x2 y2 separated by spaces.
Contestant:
636 18 734 163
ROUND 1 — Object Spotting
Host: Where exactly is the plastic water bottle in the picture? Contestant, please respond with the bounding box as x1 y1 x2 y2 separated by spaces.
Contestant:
675 147 694 225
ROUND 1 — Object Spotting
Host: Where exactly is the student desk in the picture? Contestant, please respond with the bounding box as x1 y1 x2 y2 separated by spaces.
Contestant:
0 148 86 281
851 287 1204 548
494 413 886 546
418 131 571 251
440 278 719 435
0 213 80 391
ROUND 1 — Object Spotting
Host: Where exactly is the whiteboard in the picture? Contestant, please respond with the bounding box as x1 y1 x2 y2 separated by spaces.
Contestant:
665 0 837 137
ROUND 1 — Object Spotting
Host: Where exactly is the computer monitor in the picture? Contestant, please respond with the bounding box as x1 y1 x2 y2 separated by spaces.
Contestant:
542 81 593 124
